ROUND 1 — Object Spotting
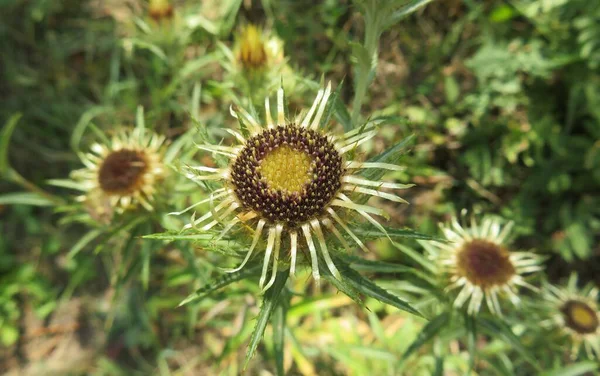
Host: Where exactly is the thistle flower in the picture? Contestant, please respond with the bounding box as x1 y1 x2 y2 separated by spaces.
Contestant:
235 24 284 72
181 83 411 292
422 215 543 315
543 275 599 359
71 128 167 215
149 0 174 22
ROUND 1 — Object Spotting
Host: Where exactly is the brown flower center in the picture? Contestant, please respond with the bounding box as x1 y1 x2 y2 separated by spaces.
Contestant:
98 149 148 194
456 240 516 289
561 300 599 334
230 125 343 226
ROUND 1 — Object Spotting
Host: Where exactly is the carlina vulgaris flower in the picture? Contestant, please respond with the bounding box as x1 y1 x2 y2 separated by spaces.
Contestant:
149 0 174 22
179 82 413 292
71 127 167 215
235 24 284 72
421 214 544 316
543 274 600 359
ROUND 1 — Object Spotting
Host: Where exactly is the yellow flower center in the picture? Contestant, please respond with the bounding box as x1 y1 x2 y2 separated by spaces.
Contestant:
456 239 516 289
562 300 599 334
259 146 314 193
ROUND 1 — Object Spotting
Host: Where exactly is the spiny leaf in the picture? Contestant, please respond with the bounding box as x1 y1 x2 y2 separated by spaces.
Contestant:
320 80 344 130
339 254 438 288
402 312 450 360
360 134 415 183
322 272 364 307
333 81 352 131
333 255 422 317
353 226 442 242
143 231 214 241
244 269 290 369
179 264 262 307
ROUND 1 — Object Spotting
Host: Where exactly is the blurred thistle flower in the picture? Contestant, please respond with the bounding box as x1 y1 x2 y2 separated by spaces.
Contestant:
235 24 284 72
219 24 295 103
148 0 174 22
179 83 412 292
543 275 599 359
71 128 167 216
422 215 543 315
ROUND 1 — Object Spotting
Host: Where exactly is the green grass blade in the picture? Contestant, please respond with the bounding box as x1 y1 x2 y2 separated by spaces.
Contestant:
0 113 21 177
402 312 449 359
244 269 290 369
178 264 262 307
540 362 599 376
272 297 286 376
0 192 55 206
479 316 541 371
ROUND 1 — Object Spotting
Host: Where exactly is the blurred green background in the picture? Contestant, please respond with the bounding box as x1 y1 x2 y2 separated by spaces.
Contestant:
1 0 599 375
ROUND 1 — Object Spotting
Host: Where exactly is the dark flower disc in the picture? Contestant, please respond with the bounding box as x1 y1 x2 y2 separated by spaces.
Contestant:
457 240 516 289
230 125 343 226
98 149 148 194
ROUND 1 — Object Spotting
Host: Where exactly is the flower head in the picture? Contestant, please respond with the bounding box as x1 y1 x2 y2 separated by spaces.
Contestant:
422 215 543 315
543 275 600 359
181 83 411 292
149 0 174 22
235 24 284 72
71 128 166 216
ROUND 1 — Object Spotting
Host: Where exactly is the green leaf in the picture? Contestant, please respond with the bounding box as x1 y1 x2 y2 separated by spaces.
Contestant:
272 297 287 376
433 356 444 376
143 231 214 241
383 0 435 30
465 313 477 373
0 192 55 206
341 254 415 273
0 113 22 177
353 226 442 242
244 269 290 369
178 264 262 307
540 362 599 376
68 229 103 258
351 42 372 71
333 85 353 132
333 255 422 317
322 271 363 307
123 38 168 61
402 312 449 359
70 106 112 154
339 254 438 288
360 134 415 183
320 80 344 130
479 316 541 371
